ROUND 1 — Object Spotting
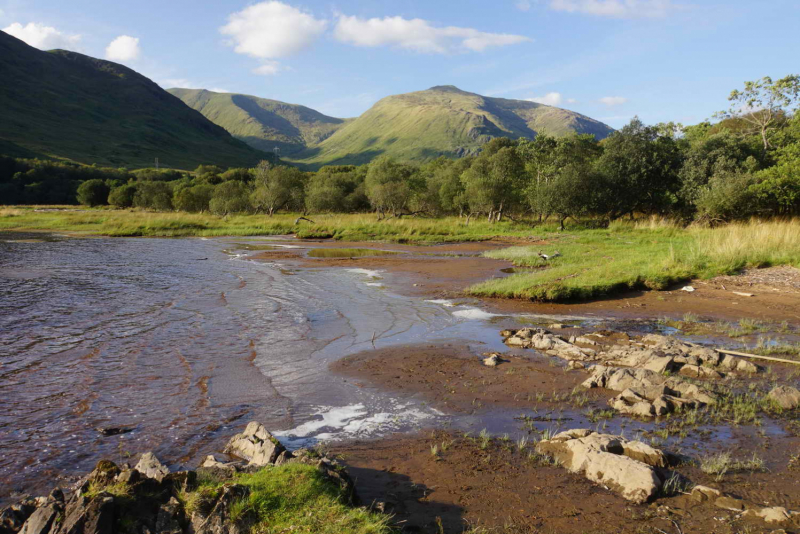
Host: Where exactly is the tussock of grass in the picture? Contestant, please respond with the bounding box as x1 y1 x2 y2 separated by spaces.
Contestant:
215 464 392 534
471 219 800 301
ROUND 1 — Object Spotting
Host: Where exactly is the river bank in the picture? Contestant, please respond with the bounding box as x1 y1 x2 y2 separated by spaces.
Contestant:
2 232 800 532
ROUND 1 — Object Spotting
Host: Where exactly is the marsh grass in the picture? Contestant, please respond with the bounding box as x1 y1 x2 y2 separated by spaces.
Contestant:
472 219 800 301
699 451 766 481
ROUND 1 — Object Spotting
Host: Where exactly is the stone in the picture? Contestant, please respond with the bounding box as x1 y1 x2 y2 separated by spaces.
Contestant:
536 430 663 504
223 422 285 466
743 506 792 525
567 360 586 370
134 452 169 482
690 485 721 502
715 496 747 511
53 494 114 534
483 354 501 367
768 386 800 410
155 497 184 534
0 499 38 534
19 503 62 534
620 441 667 468
190 484 249 534
678 365 723 379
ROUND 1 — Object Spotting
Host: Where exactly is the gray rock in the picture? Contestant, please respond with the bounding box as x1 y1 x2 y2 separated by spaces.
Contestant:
223 422 285 466
190 485 249 534
134 452 169 482
155 497 183 534
768 386 800 410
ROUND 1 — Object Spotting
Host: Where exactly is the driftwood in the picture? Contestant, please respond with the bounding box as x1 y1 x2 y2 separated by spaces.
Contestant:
294 216 315 224
717 348 800 366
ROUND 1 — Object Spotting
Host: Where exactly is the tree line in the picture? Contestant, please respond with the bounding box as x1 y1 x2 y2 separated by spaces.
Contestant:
2 76 798 226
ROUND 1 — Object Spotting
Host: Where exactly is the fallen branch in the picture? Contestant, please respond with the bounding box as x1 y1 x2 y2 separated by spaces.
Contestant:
294 216 315 224
717 348 800 366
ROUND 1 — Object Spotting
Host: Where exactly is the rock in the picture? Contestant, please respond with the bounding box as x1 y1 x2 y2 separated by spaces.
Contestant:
94 427 133 437
114 469 140 486
743 506 793 524
223 422 285 466
715 496 747 511
0 499 38 534
678 365 723 379
53 493 114 534
768 386 800 410
691 485 721 502
547 324 566 329
536 430 664 503
567 360 586 370
19 503 62 534
155 497 184 534
620 441 667 468
86 461 120 488
134 452 169 482
483 354 501 367
190 484 249 534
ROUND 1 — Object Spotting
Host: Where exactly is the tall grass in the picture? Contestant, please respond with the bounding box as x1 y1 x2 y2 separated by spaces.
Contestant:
471 219 800 301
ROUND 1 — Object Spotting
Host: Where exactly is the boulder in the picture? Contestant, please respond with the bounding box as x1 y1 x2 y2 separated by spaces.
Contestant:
53 493 114 534
18 492 63 534
482 354 501 367
743 506 796 525
134 452 169 482
223 422 286 466
155 497 184 534
690 485 721 502
768 386 800 410
715 496 747 511
0 500 38 534
536 430 664 503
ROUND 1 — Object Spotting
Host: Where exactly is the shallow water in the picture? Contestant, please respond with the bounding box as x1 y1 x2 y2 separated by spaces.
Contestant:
0 233 601 500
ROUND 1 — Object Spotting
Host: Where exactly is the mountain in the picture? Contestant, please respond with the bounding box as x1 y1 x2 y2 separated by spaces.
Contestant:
292 85 615 167
168 88 348 157
0 30 266 169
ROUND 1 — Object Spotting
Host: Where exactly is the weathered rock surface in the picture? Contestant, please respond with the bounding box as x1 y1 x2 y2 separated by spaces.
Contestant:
501 329 760 378
582 365 717 416
768 385 800 410
223 421 285 466
535 429 666 503
134 452 169 482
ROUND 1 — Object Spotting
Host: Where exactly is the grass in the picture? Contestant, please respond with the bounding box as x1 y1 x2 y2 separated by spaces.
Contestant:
470 219 800 301
205 463 392 534
699 451 766 481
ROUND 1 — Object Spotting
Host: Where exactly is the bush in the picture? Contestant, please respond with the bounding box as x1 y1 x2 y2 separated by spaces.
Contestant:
695 171 757 222
76 179 110 207
108 184 137 208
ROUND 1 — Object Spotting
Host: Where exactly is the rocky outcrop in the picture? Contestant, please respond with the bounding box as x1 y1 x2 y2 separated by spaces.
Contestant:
501 329 760 375
536 429 667 503
223 422 285 466
0 422 357 534
768 385 800 410
582 365 717 416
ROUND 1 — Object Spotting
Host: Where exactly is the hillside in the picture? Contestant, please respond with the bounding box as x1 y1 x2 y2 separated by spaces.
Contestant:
0 30 266 169
291 85 615 167
169 88 348 156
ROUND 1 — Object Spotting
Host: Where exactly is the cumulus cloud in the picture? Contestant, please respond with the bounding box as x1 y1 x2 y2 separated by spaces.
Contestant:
105 35 141 62
220 1 326 59
333 15 530 54
599 96 628 106
2 22 81 50
549 0 674 18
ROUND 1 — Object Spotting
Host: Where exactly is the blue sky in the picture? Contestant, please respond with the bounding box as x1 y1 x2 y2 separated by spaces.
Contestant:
2 0 798 128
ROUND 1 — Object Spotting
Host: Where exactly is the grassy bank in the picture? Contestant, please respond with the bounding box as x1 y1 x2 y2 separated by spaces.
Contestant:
0 207 535 241
469 219 800 300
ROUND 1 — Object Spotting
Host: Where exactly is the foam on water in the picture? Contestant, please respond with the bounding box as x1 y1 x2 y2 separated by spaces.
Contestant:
425 299 456 307
347 268 383 279
366 282 384 287
274 401 439 448
452 308 500 320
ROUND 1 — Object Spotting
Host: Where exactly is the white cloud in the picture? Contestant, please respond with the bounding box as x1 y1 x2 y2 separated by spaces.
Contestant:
516 0 533 11
2 22 81 50
105 35 140 62
334 15 530 54
252 61 282 76
599 96 627 106
549 0 675 18
527 92 563 106
220 1 326 59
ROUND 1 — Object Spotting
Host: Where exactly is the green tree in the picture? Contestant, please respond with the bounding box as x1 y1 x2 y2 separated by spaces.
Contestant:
715 75 800 152
76 179 109 207
133 181 173 211
209 180 250 216
364 156 416 216
250 161 306 216
174 183 215 212
108 183 137 208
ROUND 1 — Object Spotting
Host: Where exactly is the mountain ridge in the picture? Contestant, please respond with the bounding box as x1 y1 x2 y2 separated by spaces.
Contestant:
0 30 266 169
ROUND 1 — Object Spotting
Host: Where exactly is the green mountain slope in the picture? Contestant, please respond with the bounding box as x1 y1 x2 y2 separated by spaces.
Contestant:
292 85 615 167
168 88 348 157
0 30 266 169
